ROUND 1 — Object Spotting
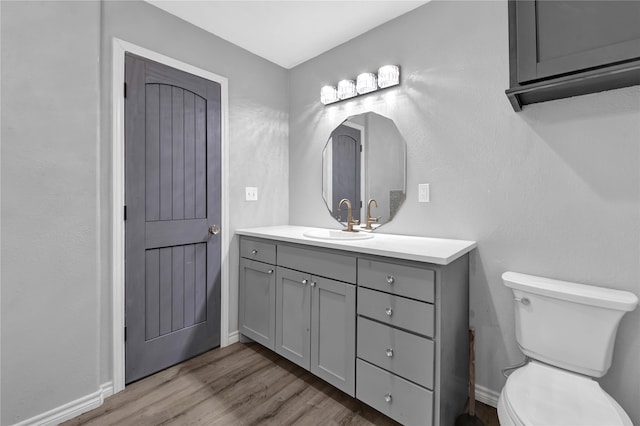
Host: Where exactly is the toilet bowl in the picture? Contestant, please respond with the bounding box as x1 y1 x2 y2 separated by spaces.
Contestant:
498 272 638 426
497 361 632 426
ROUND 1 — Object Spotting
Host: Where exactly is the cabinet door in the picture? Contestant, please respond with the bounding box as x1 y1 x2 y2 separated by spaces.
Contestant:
275 267 311 369
310 276 356 396
239 258 276 349
515 0 640 83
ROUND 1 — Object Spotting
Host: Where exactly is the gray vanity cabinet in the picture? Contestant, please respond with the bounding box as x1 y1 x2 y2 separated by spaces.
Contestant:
238 242 276 350
275 256 356 396
310 275 356 395
356 256 469 426
274 266 310 368
238 233 471 425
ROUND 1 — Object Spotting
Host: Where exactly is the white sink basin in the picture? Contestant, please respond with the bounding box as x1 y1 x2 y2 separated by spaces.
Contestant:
303 228 374 241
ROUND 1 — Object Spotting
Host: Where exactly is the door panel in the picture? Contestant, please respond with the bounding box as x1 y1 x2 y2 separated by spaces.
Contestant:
239 258 276 349
330 124 361 222
516 0 640 83
310 277 356 396
125 53 221 383
275 267 310 369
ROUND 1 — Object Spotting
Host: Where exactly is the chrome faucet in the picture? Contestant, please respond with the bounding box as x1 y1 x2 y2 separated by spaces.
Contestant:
338 198 360 232
364 198 380 230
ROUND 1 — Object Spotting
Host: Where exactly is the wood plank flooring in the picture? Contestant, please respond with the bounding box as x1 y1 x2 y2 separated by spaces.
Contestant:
64 342 499 426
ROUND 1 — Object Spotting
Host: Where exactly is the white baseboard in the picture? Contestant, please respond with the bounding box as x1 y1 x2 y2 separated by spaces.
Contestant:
475 384 500 408
13 382 113 426
227 330 239 345
100 381 114 400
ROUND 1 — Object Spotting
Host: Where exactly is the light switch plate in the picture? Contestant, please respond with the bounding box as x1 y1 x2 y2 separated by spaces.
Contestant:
418 184 430 203
245 187 258 201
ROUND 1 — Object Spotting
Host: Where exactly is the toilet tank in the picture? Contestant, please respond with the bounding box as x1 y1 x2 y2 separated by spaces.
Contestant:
503 272 638 378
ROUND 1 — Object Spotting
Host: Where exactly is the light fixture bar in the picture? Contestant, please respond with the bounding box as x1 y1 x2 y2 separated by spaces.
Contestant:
321 65 400 105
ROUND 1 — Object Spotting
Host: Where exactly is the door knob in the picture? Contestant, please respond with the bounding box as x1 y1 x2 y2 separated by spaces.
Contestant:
208 224 221 235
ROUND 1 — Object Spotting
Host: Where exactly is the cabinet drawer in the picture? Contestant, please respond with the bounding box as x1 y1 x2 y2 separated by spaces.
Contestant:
278 244 356 284
358 259 434 302
240 238 276 264
357 287 434 338
356 359 433 426
357 317 434 389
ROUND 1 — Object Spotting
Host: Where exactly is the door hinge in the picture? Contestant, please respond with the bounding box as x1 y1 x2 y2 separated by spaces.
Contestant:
124 326 127 342
124 205 127 221
124 82 127 99
360 144 363 152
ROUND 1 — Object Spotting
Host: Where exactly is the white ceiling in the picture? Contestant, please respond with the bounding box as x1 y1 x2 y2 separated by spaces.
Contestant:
145 1 429 69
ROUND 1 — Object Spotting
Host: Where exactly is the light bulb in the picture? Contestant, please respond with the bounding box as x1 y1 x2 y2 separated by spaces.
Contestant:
378 65 400 88
356 72 377 94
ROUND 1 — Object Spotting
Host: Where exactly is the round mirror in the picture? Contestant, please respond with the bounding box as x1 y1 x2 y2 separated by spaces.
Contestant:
322 112 406 230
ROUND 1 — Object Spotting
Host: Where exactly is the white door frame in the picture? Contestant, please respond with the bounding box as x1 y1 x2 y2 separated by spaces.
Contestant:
111 38 230 394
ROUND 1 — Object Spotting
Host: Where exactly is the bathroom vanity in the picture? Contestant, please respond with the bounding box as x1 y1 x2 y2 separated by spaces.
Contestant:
237 225 476 425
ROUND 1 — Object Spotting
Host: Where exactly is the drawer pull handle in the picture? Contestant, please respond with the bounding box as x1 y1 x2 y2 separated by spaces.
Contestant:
386 275 395 284
251 249 258 255
385 307 393 316
384 393 392 403
386 348 394 357
267 269 274 275
302 279 308 285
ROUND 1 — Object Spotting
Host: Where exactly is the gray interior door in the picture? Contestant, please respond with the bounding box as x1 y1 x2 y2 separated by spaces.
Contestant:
331 125 361 222
124 53 221 383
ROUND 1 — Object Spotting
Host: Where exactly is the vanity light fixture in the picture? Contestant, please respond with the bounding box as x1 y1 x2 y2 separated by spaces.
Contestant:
337 79 357 100
321 65 400 105
320 85 338 105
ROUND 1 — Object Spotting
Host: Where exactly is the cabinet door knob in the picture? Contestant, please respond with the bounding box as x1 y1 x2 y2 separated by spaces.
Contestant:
302 279 308 285
251 249 258 254
310 281 316 287
386 275 395 284
385 307 393 316
208 224 221 235
267 269 274 274
384 393 392 403
386 348 394 357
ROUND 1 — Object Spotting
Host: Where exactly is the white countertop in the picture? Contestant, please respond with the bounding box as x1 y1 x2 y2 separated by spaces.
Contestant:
235 225 477 265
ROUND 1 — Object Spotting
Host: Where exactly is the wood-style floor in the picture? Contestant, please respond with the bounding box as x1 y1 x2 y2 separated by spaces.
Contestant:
64 342 499 426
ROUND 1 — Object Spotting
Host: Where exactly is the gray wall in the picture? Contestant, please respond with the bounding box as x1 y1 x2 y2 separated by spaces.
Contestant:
100 0 289 386
1 1 289 424
289 1 640 423
100 1 289 382
1 2 101 424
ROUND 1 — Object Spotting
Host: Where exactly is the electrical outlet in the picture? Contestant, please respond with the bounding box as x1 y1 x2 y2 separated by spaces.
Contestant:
418 184 430 203
245 187 258 201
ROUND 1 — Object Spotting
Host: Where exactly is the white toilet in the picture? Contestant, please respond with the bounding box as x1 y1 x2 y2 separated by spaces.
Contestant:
498 271 638 426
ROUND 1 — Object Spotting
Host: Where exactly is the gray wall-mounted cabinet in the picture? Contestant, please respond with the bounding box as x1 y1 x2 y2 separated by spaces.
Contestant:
506 0 640 110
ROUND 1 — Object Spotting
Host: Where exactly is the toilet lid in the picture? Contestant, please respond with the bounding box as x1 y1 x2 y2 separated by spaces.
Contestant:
503 361 632 426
